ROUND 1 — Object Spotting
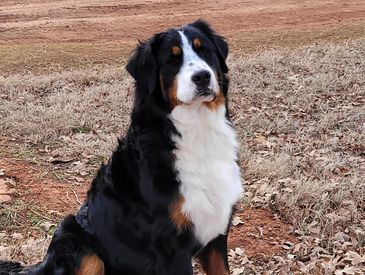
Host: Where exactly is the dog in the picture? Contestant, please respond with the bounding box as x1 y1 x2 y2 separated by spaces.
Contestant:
0 19 243 275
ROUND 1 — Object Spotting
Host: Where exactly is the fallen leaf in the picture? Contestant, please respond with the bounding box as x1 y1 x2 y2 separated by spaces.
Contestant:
0 195 11 203
232 267 244 275
343 251 365 265
256 226 264 237
40 221 56 231
241 256 250 265
11 233 23 240
335 266 361 275
232 216 244 226
278 177 292 184
49 157 74 164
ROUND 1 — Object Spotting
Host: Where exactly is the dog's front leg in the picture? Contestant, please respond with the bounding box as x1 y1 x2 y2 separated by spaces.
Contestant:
153 246 194 275
197 234 229 275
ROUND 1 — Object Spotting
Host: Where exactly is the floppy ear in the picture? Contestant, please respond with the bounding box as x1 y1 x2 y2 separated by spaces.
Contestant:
126 33 162 96
190 20 229 73
211 34 229 73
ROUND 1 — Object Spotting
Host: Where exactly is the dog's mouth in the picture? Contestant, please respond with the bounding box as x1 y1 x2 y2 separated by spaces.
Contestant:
177 88 217 106
195 88 216 102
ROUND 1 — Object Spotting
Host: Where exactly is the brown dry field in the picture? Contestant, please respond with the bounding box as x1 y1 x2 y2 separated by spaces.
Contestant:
0 1 365 274
1 0 364 44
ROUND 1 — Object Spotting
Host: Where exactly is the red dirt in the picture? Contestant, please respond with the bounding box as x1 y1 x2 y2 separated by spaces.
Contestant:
0 158 88 216
228 208 296 258
0 157 296 258
0 0 364 44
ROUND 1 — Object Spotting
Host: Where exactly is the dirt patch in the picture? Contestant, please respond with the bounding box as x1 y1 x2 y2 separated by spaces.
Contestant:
0 158 88 216
229 208 296 258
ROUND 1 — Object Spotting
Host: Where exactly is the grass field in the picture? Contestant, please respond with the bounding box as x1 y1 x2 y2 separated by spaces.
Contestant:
1 38 364 273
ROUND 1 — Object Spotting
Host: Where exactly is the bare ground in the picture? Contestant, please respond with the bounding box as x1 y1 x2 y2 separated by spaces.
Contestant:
1 0 365 44
0 0 365 74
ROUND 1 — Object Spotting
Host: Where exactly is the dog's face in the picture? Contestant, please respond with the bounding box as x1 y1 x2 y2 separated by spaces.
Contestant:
158 26 223 106
127 20 229 110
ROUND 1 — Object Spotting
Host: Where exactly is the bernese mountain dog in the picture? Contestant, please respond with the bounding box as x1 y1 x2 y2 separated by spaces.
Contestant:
0 19 243 275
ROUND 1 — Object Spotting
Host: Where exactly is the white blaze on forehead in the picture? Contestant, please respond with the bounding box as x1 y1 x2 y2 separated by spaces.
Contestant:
175 31 219 104
178 31 208 71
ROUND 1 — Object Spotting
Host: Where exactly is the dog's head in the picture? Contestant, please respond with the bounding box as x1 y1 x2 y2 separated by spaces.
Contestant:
127 20 229 110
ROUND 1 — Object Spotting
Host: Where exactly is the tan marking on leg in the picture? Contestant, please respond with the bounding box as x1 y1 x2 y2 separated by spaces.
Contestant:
200 250 229 275
170 195 191 231
76 254 104 275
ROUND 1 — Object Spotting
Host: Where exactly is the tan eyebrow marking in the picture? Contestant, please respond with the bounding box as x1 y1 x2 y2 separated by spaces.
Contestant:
172 46 182 56
193 38 201 49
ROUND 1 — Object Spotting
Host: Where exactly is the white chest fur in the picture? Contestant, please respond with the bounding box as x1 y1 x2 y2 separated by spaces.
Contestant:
170 102 243 245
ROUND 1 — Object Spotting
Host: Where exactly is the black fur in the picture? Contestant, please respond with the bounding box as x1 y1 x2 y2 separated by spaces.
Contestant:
0 20 232 275
126 33 163 103
0 261 24 275
190 20 229 73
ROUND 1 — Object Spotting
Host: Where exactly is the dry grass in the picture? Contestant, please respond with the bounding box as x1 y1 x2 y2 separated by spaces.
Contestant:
230 39 365 236
0 42 131 76
1 38 365 272
0 67 134 160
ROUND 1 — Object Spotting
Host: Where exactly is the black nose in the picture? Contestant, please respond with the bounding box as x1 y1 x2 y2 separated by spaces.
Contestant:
192 70 211 87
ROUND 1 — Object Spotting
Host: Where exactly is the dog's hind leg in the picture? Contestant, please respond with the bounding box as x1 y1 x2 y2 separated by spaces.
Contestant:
76 254 104 275
196 234 229 275
27 215 103 275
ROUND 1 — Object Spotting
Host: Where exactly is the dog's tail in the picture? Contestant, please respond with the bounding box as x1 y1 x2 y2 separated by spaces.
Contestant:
0 260 28 275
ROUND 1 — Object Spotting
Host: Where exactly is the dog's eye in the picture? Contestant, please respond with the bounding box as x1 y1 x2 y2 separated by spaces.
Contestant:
173 54 181 63
166 55 181 65
200 48 208 55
